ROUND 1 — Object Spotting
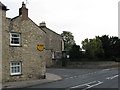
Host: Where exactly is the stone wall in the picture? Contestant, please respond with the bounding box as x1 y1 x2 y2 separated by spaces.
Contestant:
45 29 63 52
66 61 119 69
46 29 63 66
40 26 64 67
1 9 6 83
0 9 2 83
45 50 53 67
2 16 46 82
0 9 6 84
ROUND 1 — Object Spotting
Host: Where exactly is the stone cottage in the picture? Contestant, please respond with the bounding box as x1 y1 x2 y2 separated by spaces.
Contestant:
40 22 64 67
0 2 64 83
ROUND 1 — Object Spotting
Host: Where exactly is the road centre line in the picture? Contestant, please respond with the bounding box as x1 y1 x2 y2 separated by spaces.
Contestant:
65 68 114 80
102 69 110 71
65 78 69 80
65 76 77 79
65 72 98 80
106 75 119 80
65 73 92 80
74 76 77 78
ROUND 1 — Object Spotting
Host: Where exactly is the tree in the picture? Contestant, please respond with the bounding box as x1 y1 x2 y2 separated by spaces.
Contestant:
97 35 120 58
61 31 75 51
82 37 104 58
96 35 111 58
109 36 120 58
114 39 120 58
69 44 81 59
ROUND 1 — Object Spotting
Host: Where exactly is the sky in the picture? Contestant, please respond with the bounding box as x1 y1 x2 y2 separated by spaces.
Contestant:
1 0 119 46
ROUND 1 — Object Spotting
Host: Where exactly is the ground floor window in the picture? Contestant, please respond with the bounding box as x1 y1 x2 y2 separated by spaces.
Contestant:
10 61 22 75
52 52 55 59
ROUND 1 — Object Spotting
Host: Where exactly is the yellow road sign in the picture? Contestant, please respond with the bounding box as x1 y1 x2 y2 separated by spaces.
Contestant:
37 43 44 51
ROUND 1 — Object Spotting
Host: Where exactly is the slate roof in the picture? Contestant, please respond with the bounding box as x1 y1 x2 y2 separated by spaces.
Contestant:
39 26 62 38
0 2 9 11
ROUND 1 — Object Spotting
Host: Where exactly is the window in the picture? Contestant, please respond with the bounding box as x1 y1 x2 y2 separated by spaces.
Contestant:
10 61 22 75
52 52 55 59
61 40 64 51
10 33 21 46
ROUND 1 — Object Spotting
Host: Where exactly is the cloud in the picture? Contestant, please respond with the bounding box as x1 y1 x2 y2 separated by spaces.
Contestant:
1 0 119 45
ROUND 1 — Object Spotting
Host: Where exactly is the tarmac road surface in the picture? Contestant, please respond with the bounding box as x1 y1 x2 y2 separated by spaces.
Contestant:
27 68 120 89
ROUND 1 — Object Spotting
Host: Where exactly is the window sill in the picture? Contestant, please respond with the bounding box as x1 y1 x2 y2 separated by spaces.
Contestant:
9 44 22 47
10 73 22 76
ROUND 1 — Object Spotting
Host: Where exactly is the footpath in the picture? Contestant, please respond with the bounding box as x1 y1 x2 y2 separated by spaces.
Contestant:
2 73 62 89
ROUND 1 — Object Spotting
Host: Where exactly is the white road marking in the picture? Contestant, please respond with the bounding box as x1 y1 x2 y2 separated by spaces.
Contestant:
102 69 110 71
83 81 103 90
106 75 119 80
111 68 118 70
65 71 99 80
74 76 77 78
70 81 103 90
70 81 97 88
65 76 75 80
64 75 68 77
65 78 69 80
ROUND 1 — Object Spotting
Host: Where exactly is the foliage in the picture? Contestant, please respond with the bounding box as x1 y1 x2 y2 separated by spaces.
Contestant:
82 35 120 60
61 31 75 51
69 44 81 59
82 37 104 58
97 35 120 58
60 32 120 61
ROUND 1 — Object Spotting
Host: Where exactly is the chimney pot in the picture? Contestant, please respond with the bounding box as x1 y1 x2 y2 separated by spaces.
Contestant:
22 2 26 8
19 2 28 20
40 22 46 27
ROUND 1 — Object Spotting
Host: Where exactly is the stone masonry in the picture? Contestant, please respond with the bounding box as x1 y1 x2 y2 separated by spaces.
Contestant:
40 22 64 67
0 2 64 83
0 2 8 83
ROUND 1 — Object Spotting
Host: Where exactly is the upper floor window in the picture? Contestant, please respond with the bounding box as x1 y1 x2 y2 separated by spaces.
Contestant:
10 33 21 46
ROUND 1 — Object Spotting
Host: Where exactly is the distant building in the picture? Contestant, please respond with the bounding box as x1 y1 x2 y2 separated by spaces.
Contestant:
0 2 64 83
39 22 64 67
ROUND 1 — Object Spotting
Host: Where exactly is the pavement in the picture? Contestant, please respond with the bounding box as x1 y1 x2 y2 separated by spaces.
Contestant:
2 73 62 89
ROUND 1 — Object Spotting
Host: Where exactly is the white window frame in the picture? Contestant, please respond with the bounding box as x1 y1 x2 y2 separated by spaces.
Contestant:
52 52 55 59
10 33 21 46
10 61 22 75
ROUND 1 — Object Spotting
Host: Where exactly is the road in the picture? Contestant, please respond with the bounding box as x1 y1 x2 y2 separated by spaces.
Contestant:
28 68 120 89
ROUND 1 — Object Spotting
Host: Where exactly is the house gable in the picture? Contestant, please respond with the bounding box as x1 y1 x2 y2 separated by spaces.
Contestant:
2 2 46 82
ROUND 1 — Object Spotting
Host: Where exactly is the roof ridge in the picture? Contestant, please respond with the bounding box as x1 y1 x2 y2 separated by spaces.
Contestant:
40 26 62 37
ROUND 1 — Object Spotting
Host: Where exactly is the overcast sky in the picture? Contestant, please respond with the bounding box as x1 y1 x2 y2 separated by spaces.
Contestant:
1 0 119 46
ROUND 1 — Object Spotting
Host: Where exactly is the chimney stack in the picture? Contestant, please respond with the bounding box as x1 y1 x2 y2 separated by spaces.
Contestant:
19 2 28 20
